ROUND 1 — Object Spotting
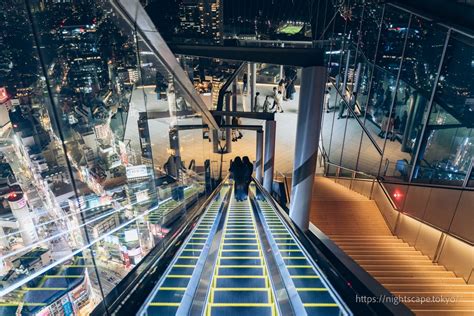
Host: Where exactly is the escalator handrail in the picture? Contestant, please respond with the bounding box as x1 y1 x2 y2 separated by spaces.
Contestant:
91 176 229 315
251 178 414 316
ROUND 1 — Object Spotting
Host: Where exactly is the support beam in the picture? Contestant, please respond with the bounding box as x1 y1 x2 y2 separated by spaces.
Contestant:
255 130 264 183
113 0 219 129
225 92 232 153
232 80 238 112
250 63 257 111
211 110 274 121
212 129 219 153
170 45 325 67
289 66 327 231
263 120 276 192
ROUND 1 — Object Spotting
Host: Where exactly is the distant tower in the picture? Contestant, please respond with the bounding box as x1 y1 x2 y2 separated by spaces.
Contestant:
8 193 39 246
198 0 223 43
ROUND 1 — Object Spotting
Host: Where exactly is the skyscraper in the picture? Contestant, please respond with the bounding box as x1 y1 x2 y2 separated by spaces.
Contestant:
178 0 223 44
198 0 223 43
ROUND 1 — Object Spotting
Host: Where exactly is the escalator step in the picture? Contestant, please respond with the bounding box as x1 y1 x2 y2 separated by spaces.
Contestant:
169 267 195 275
222 244 259 250
221 251 260 257
162 277 191 288
181 250 203 257
276 243 300 250
304 306 341 316
175 258 198 265
297 289 335 304
218 267 264 276
288 267 317 276
147 305 178 315
224 239 258 244
283 258 309 266
184 244 204 250
225 233 256 238
152 289 185 303
209 305 274 316
279 250 304 257
212 290 270 304
292 277 324 288
215 277 267 288
220 258 262 266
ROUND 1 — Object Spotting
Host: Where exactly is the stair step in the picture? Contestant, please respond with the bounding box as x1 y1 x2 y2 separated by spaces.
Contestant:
330 235 398 239
338 244 413 250
414 310 474 316
350 254 431 261
375 277 466 284
385 284 474 292
344 250 423 255
361 265 446 272
208 305 274 316
369 271 456 278
405 301 474 309
357 259 436 266
394 292 474 299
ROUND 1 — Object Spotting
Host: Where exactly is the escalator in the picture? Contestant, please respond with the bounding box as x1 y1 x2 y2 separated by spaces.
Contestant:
136 181 351 316
254 196 343 315
206 196 275 315
144 185 229 315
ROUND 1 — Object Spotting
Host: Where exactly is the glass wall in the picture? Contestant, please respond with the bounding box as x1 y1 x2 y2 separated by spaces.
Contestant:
0 1 215 315
321 1 473 188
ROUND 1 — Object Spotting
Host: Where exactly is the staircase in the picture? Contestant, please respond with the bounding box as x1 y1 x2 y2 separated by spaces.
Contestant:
310 177 474 315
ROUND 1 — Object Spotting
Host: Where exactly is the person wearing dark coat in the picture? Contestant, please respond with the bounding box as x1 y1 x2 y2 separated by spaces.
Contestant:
229 157 245 201
242 156 254 197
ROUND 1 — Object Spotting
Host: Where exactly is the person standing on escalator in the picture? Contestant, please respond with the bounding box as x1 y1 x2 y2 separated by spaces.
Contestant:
229 157 245 201
242 156 253 198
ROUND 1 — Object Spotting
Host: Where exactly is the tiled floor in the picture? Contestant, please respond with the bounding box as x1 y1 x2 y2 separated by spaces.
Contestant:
125 83 410 177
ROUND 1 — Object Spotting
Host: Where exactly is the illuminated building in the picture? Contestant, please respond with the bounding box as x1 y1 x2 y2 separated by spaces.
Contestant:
7 192 38 246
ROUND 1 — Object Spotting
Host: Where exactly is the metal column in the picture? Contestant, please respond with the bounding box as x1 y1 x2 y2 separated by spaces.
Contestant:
341 49 351 97
279 65 284 81
212 129 219 153
225 92 232 153
263 120 276 192
250 63 257 111
289 66 327 231
255 130 264 183
232 79 238 112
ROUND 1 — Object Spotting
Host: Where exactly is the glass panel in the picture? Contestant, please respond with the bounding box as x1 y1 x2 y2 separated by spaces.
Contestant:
357 131 384 176
401 16 447 95
363 67 397 145
434 32 474 126
412 32 473 186
375 6 410 72
340 110 363 171
0 1 215 314
468 167 474 187
358 5 383 63
413 126 473 186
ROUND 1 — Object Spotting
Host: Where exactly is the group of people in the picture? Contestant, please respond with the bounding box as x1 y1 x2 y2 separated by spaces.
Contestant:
378 110 408 141
229 156 253 201
242 67 298 113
